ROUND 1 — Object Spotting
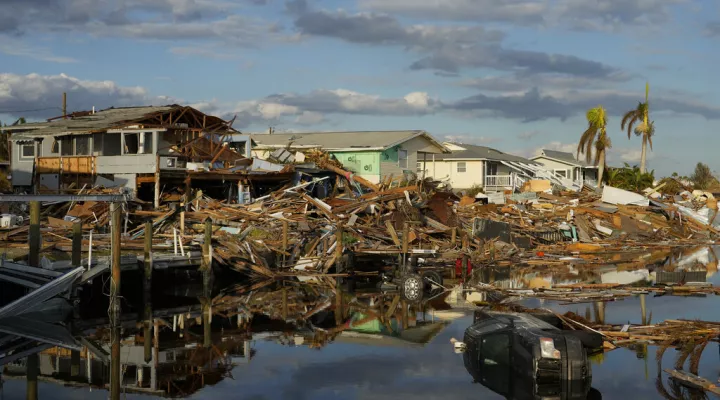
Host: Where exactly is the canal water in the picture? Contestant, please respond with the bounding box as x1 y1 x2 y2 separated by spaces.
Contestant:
1 246 719 399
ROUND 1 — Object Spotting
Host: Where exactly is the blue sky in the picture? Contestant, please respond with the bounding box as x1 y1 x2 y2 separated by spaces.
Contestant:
0 0 718 176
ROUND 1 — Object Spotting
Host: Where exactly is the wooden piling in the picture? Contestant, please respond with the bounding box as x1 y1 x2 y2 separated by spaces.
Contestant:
72 221 81 267
282 288 288 320
401 222 409 254
282 220 289 266
26 353 38 400
28 201 40 268
451 227 457 246
144 220 153 282
202 218 212 272
110 202 122 400
70 350 80 377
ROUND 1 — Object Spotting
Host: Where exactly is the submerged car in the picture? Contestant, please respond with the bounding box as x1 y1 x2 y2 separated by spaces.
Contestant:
463 309 603 400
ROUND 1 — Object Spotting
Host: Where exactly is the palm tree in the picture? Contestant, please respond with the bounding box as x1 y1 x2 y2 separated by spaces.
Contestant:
578 105 611 186
621 82 651 173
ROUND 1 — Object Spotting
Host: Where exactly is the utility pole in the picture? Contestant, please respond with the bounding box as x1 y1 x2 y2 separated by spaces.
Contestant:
62 92 67 119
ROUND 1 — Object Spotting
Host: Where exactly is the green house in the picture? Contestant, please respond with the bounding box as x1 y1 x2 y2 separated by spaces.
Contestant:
251 130 448 184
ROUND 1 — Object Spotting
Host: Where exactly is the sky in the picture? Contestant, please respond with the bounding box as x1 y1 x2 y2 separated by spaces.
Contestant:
0 0 718 176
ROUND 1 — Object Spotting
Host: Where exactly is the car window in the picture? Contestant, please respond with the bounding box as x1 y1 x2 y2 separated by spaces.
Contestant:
480 332 511 395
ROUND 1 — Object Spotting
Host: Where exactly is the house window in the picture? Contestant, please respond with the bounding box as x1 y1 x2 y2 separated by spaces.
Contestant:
417 161 424 173
75 135 90 156
554 169 568 178
487 162 498 176
124 133 139 154
142 132 153 154
19 143 35 159
104 133 122 156
457 162 467 173
60 136 73 156
50 139 59 154
398 149 408 169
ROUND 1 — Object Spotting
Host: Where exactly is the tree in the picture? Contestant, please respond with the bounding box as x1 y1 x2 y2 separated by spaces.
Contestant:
691 162 716 190
621 82 653 174
605 163 655 192
578 105 611 187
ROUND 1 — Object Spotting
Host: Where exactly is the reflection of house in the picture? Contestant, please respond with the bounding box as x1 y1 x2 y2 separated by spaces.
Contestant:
531 150 598 187
423 143 547 192
2 335 252 398
4 105 240 206
251 130 448 184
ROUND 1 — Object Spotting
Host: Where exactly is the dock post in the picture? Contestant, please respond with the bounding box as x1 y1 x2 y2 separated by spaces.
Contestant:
144 221 153 363
110 202 122 400
29 201 40 268
72 221 82 267
640 294 647 325
180 196 186 236
202 218 213 348
282 220 289 266
70 350 80 377
26 353 38 400
282 288 288 321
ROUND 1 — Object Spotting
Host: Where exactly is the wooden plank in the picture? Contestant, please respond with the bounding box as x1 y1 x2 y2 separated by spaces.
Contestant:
385 221 401 247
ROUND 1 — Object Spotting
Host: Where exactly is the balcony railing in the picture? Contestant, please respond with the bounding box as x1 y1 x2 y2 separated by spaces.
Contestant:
485 175 512 187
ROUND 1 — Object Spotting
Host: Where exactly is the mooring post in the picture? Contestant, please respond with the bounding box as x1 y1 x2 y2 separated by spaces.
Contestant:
26 353 38 400
110 202 122 400
640 294 647 325
70 350 80 377
72 221 81 267
202 218 213 348
282 220 289 266
144 221 153 363
29 201 40 268
282 288 288 320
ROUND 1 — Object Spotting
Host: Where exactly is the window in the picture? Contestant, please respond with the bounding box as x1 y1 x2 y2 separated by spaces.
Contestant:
398 149 408 169
480 332 511 395
50 139 59 154
93 133 103 154
554 169 567 178
124 133 139 154
60 136 73 156
104 133 122 156
417 161 424 173
75 135 90 155
457 162 467 173
19 143 35 159
142 132 153 154
487 162 498 176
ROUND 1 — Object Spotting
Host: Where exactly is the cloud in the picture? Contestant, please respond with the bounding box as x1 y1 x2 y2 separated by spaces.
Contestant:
0 39 78 63
514 141 577 159
705 21 720 37
459 71 633 93
609 147 656 165
0 72 173 118
359 0 688 31
442 135 501 145
445 87 720 121
358 0 547 25
517 130 541 139
0 0 287 49
169 46 242 59
291 9 619 76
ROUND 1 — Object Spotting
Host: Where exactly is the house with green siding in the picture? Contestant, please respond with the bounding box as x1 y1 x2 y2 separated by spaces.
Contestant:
250 130 448 184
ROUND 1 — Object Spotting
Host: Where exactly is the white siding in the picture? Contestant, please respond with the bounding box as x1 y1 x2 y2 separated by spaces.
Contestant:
533 157 574 178
423 159 485 190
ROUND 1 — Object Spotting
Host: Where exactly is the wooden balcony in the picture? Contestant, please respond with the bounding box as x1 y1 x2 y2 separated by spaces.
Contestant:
36 156 96 175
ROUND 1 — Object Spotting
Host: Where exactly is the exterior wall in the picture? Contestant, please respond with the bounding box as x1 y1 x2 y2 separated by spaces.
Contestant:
96 154 156 174
423 159 485 189
9 139 37 187
583 168 598 181
330 151 381 183
379 136 442 181
533 157 574 179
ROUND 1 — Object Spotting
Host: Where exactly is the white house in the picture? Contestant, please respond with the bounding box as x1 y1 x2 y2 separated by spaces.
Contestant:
531 149 599 188
421 143 556 192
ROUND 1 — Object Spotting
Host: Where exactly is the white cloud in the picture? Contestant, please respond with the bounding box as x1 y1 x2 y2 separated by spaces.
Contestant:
295 111 325 125
517 130 541 139
257 102 300 119
442 135 501 145
0 39 78 63
0 73 172 118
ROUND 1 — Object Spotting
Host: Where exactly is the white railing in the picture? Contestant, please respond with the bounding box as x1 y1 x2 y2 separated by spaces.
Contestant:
485 175 512 187
514 174 526 189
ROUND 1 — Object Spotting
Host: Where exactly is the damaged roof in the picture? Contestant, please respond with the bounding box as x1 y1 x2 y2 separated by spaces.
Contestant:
7 105 234 140
433 143 539 164
251 130 449 153
533 149 596 168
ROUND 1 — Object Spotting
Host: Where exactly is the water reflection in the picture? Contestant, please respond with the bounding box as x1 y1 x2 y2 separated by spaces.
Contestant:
0 246 718 399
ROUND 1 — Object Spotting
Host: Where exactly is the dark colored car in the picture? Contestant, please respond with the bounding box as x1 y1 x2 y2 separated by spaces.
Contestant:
463 309 602 400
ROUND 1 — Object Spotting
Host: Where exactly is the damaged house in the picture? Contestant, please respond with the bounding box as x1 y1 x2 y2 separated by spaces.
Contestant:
250 130 449 184
4 105 254 205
